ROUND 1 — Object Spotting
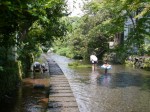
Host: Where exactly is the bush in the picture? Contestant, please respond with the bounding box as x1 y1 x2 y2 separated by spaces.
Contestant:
56 47 73 58
125 60 134 67
143 58 150 70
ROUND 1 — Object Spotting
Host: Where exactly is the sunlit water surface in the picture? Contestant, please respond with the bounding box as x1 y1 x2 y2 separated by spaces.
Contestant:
50 53 150 112
0 53 149 112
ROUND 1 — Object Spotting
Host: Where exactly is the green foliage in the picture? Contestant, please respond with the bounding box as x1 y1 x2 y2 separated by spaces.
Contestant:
56 47 69 56
0 61 22 101
143 58 150 70
125 60 134 67
18 43 41 76
68 61 91 68
0 0 68 74
16 61 23 80
68 62 80 67
0 0 68 101
54 47 73 58
0 66 3 71
0 0 68 56
125 56 150 71
52 0 150 65
84 0 150 56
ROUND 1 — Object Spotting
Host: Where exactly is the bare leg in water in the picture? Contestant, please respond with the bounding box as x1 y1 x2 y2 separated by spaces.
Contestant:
92 63 97 71
105 69 107 74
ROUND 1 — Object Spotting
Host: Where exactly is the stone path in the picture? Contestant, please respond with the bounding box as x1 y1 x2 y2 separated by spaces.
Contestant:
46 57 79 112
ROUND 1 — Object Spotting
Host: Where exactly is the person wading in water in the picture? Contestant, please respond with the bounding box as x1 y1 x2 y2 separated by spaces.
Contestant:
101 60 112 74
90 53 98 71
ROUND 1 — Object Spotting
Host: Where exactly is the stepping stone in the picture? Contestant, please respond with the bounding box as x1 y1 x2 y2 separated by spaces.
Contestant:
50 89 72 93
47 58 79 112
49 93 74 97
50 86 71 90
50 84 70 87
49 97 76 102
50 81 69 83
47 107 79 112
48 101 78 108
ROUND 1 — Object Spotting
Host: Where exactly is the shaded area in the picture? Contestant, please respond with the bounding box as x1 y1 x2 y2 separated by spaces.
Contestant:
0 71 50 112
0 54 50 112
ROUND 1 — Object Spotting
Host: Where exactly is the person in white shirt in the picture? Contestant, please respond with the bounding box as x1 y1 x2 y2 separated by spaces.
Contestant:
90 53 98 71
101 60 112 74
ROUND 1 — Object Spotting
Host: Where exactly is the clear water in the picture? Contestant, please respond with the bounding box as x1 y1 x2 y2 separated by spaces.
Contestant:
50 53 150 112
0 53 149 112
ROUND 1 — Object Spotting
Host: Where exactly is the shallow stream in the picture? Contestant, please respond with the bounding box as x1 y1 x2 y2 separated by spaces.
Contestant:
0 53 150 112
50 53 150 112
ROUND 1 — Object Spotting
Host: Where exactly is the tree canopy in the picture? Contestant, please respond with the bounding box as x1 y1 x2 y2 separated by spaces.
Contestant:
0 0 68 72
0 1 67 48
52 0 150 62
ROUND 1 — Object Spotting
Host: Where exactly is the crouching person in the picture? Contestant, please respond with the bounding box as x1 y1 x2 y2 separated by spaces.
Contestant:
41 63 47 73
32 62 43 74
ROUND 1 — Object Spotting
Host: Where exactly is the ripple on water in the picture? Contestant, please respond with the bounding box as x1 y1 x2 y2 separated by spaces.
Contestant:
51 54 150 112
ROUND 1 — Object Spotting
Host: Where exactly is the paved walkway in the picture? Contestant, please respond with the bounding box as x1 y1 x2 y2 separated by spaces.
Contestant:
46 57 79 112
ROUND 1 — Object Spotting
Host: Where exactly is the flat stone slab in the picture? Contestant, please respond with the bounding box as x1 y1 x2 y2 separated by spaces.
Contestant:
48 101 78 108
49 93 74 97
50 79 68 81
50 89 72 93
50 76 67 78
50 83 69 86
50 80 68 82
50 86 71 90
49 97 76 102
50 82 69 85
50 85 70 88
50 81 68 83
47 107 79 112
50 76 66 78
47 57 79 112
50 77 67 78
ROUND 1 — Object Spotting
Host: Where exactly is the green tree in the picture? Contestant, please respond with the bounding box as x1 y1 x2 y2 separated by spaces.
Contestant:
0 0 68 100
86 0 150 55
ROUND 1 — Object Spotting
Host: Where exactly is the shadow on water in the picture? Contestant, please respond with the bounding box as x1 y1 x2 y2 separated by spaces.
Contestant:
71 68 150 112
142 75 150 90
98 72 150 91
72 67 150 91
0 71 50 112
99 74 112 87
44 53 150 112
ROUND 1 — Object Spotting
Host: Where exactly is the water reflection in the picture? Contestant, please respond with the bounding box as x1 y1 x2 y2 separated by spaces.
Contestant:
111 72 142 88
90 70 100 84
99 74 112 87
50 53 150 112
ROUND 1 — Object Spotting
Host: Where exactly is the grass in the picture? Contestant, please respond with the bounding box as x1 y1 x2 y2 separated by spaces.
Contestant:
68 61 91 68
